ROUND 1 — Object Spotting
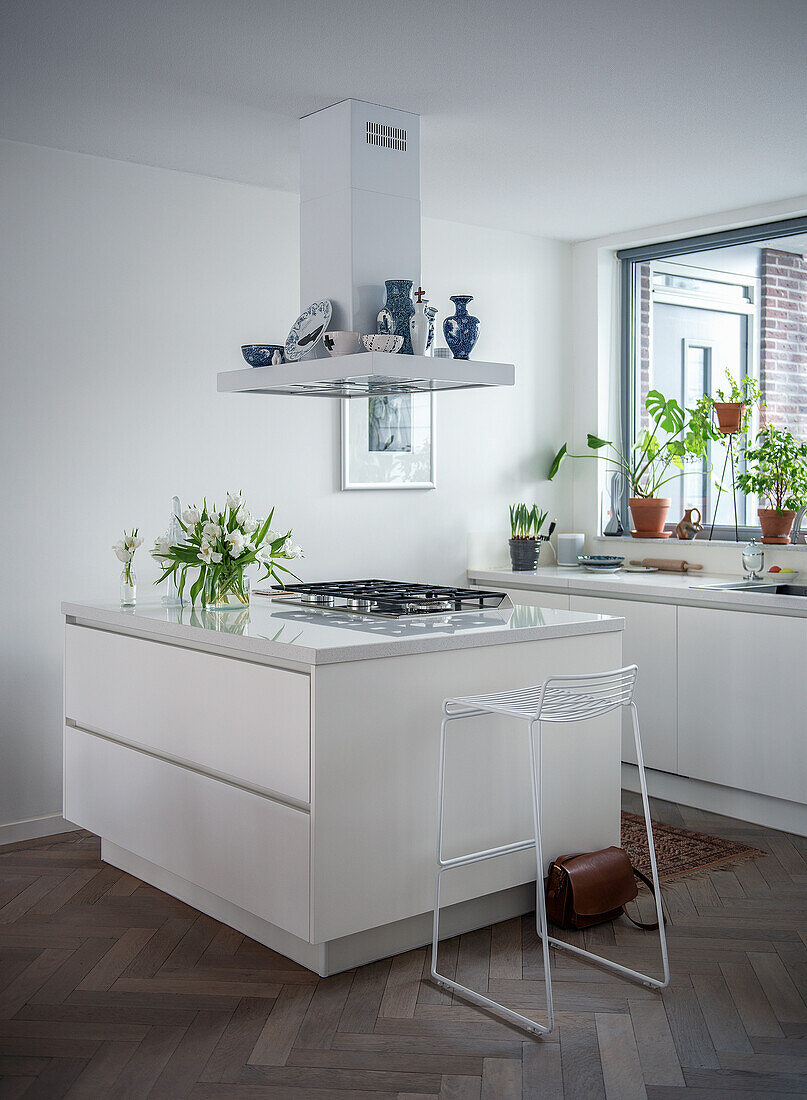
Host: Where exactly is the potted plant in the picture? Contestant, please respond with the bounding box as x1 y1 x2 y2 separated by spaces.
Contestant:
707 371 762 436
509 503 549 570
152 491 303 607
693 372 762 539
735 424 807 544
549 389 716 538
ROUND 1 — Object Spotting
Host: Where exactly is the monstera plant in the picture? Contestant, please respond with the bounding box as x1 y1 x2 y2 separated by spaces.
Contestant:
549 389 717 538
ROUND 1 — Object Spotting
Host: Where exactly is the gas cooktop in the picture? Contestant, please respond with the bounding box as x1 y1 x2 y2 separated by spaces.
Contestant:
256 579 509 619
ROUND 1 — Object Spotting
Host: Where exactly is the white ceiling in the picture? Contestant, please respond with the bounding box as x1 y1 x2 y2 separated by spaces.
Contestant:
2 0 806 241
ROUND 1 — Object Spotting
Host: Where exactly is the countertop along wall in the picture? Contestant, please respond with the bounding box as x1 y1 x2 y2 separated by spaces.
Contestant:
0 138 572 837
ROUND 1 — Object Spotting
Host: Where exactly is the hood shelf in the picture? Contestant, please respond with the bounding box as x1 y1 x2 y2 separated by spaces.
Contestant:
218 352 515 398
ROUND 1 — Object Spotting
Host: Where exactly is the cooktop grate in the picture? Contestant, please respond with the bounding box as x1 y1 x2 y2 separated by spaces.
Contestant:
256 579 509 619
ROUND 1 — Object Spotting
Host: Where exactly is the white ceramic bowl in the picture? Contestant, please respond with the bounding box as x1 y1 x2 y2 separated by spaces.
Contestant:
363 333 404 354
323 331 362 356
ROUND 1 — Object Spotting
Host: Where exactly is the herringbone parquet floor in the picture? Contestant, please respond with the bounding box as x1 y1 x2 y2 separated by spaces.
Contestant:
0 792 805 1098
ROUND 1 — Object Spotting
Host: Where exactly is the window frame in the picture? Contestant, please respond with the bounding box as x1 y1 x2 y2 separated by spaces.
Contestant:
617 216 807 542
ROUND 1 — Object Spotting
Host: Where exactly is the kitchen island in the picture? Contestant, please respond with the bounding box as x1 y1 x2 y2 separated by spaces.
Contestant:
62 595 624 975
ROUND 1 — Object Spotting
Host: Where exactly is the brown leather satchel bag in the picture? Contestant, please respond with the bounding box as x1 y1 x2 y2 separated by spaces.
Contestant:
545 846 661 931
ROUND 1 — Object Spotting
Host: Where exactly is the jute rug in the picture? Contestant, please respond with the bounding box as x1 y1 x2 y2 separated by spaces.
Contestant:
621 811 765 881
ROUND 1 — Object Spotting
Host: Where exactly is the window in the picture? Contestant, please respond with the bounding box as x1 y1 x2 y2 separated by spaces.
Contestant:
619 218 807 539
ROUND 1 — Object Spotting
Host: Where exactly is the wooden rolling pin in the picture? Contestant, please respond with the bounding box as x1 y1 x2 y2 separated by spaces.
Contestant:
631 558 703 573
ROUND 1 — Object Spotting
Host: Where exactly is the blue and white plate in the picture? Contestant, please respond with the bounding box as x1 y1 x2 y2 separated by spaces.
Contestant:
578 554 625 573
284 300 332 362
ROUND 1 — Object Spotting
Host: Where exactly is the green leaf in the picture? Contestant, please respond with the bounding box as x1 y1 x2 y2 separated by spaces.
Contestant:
586 434 611 450
548 444 567 481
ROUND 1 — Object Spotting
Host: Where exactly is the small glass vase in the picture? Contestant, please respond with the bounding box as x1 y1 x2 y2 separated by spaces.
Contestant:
203 570 250 610
120 565 136 607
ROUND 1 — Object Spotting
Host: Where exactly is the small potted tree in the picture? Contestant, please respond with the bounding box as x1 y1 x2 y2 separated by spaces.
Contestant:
549 389 716 538
708 371 762 436
509 504 549 570
735 424 807 544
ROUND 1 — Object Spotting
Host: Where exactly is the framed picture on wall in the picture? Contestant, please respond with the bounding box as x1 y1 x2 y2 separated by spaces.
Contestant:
341 393 435 490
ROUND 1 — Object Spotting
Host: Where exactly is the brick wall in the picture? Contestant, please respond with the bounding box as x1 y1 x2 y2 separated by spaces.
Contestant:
760 248 807 438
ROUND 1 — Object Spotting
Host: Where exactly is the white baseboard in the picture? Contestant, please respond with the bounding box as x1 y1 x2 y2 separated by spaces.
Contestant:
0 812 81 847
622 764 807 837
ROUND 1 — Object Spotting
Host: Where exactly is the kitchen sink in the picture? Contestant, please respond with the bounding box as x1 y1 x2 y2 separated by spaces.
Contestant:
697 581 807 596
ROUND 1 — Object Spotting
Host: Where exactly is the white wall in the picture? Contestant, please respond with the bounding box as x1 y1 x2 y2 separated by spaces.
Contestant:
568 193 807 574
0 139 571 831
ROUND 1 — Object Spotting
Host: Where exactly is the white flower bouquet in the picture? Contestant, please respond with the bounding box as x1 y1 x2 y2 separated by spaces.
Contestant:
152 492 302 608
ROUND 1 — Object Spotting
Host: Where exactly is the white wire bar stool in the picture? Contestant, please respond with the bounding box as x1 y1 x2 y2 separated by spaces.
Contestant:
430 665 670 1038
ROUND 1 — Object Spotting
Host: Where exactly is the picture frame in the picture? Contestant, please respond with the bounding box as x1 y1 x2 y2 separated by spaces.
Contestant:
341 392 436 490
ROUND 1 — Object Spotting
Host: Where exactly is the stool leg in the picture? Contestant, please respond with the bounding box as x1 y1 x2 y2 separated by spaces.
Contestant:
529 719 554 1032
431 712 553 1038
545 702 670 990
431 714 451 982
629 701 670 989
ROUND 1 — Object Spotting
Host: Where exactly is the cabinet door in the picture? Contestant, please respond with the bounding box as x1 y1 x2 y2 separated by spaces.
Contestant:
569 595 677 773
678 606 807 802
64 725 310 939
498 587 571 611
65 625 310 803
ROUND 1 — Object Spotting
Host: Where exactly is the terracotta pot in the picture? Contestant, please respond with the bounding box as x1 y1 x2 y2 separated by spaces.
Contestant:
714 402 744 435
758 507 795 545
629 497 671 539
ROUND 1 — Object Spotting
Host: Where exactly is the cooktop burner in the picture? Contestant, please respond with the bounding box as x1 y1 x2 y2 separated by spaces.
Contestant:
256 579 509 619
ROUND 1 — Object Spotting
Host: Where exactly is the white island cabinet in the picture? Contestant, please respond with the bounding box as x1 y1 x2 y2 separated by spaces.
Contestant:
62 597 624 976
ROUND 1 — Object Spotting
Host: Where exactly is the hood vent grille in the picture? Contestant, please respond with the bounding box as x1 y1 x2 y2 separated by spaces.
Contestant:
366 121 407 151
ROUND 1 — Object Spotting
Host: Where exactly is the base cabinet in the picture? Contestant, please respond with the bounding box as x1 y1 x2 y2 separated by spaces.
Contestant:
677 606 807 803
569 596 677 773
64 725 311 939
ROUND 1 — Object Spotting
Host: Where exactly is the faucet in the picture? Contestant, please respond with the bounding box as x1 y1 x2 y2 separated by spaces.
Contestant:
792 507 806 545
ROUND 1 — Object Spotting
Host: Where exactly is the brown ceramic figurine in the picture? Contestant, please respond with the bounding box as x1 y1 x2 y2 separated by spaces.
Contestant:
675 507 703 541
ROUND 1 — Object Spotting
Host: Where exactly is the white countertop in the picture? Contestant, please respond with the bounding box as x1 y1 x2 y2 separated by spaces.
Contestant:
469 566 807 616
62 596 625 666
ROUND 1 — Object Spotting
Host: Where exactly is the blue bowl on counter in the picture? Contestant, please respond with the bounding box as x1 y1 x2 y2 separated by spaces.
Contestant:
242 344 285 367
578 554 625 573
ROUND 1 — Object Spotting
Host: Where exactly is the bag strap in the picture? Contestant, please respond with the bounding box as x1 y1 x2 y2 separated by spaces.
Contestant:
622 866 665 931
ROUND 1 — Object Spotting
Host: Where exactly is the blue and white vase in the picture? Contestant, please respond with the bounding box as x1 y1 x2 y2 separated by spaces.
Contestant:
443 295 479 360
381 279 415 355
424 305 438 354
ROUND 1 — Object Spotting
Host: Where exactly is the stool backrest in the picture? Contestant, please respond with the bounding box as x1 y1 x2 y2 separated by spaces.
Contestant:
538 665 638 722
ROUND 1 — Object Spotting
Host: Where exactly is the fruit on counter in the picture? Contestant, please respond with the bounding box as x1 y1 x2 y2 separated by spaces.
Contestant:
782 567 797 573
769 565 781 572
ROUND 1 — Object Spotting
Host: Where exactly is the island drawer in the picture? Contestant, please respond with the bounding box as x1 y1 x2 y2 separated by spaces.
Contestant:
64 724 310 939
65 624 310 803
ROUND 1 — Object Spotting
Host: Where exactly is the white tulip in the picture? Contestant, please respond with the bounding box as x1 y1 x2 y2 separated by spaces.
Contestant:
226 529 246 558
182 506 201 527
226 491 242 511
202 522 221 540
113 543 132 563
243 513 258 534
151 535 172 560
124 535 143 551
285 542 304 559
199 543 223 564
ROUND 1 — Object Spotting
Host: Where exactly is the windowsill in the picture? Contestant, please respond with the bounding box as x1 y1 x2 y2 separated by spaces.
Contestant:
594 534 807 551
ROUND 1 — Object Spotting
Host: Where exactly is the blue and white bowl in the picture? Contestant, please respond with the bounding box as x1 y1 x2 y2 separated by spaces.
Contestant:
242 344 284 367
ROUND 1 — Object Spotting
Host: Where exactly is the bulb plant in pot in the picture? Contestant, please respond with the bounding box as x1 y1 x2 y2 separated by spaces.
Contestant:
735 424 807 544
509 503 549 570
549 389 716 538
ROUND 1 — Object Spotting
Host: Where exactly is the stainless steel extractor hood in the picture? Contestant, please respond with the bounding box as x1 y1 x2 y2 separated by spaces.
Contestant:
218 99 514 398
